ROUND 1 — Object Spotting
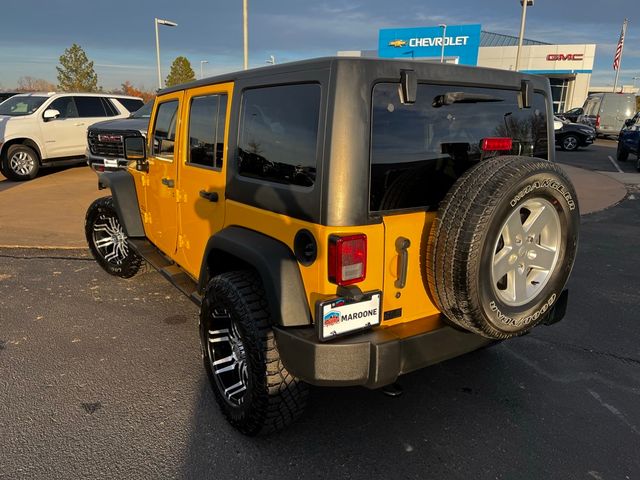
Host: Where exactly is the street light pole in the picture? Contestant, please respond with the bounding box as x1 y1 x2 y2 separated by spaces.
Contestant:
243 0 249 70
200 60 209 79
155 18 178 90
515 0 534 71
439 24 447 63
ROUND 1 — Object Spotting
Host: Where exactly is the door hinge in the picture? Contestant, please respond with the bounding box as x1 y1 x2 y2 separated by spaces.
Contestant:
178 234 190 249
141 175 150 187
142 211 152 224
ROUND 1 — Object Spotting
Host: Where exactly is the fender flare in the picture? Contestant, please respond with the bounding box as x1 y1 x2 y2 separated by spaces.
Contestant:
0 136 45 162
97 171 145 237
199 227 311 327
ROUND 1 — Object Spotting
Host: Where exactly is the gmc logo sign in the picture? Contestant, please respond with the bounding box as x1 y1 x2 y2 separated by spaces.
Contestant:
546 53 584 61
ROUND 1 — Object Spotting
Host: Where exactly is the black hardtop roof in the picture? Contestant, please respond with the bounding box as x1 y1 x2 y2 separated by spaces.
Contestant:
158 56 546 95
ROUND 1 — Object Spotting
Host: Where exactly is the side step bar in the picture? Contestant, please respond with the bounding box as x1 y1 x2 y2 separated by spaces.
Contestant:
129 238 202 306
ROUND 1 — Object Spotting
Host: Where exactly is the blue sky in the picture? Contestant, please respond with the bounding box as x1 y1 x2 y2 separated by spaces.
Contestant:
1 0 638 91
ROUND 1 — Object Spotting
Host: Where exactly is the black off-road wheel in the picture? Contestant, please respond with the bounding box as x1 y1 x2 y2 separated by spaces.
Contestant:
85 196 143 278
428 156 579 339
617 143 629 162
2 144 40 181
200 271 308 436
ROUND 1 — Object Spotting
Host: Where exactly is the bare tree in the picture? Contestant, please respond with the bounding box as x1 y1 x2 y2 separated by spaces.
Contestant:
16 76 56 92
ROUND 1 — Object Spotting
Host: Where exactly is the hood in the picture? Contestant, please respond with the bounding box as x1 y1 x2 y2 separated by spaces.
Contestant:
89 116 149 134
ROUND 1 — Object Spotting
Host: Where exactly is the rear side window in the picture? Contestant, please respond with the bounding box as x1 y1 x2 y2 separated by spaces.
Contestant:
370 83 548 212
75 96 108 117
187 94 228 169
117 98 145 113
238 83 320 187
152 100 179 160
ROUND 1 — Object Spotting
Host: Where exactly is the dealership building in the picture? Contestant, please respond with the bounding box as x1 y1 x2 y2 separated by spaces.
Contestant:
339 25 596 113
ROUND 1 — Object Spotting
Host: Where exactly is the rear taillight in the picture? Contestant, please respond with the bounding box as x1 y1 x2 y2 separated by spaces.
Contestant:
96 165 105 172
328 234 367 286
595 115 601 128
481 137 513 151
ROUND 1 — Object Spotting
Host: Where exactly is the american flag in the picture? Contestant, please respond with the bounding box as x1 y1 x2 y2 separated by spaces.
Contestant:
613 22 626 70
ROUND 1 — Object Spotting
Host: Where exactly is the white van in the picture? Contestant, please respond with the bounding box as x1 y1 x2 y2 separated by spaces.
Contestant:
0 92 143 181
578 93 637 137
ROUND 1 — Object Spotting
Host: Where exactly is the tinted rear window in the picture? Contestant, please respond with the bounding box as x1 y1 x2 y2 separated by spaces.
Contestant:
238 83 320 187
75 96 107 117
118 98 144 113
370 83 548 212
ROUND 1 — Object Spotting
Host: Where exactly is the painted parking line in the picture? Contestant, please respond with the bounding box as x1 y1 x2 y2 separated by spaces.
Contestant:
607 155 624 173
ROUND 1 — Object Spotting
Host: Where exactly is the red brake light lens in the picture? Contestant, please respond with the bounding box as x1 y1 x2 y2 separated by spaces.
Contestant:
481 137 513 151
596 115 601 128
328 234 367 286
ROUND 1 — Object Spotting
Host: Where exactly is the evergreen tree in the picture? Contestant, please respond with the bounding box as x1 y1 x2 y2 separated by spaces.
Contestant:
165 56 196 87
56 44 98 92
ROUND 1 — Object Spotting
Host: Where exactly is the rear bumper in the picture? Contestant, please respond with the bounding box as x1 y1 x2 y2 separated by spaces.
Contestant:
276 289 569 388
274 315 491 389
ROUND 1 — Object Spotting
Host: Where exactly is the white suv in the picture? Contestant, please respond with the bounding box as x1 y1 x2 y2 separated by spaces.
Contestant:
0 92 143 181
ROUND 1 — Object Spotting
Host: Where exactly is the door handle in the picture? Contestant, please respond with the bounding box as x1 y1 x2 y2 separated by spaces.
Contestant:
199 190 219 202
161 177 175 188
394 237 411 289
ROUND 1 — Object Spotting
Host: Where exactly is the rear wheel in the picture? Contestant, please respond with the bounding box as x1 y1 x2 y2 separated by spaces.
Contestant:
85 196 143 278
428 156 579 339
2 144 40 181
200 271 308 435
617 143 629 161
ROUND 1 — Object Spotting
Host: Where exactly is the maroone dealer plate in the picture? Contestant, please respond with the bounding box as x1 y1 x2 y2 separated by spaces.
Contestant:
316 291 381 341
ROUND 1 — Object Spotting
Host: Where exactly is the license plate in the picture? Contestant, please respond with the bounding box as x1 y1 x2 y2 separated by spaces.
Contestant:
103 158 118 168
316 291 381 341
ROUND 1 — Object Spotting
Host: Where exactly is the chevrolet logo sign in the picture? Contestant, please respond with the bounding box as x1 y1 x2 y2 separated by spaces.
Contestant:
388 39 407 48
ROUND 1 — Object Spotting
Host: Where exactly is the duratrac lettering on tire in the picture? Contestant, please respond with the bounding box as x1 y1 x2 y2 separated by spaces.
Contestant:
427 156 579 339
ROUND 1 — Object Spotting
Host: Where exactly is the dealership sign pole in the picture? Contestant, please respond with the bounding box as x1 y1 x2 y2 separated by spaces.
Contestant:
613 19 628 93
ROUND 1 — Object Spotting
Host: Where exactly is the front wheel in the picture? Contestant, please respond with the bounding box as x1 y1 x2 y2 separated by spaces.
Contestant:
200 271 308 435
617 143 629 162
85 196 143 278
2 144 40 181
560 134 579 151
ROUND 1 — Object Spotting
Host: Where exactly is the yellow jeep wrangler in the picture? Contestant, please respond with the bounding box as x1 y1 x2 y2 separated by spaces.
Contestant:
85 57 579 435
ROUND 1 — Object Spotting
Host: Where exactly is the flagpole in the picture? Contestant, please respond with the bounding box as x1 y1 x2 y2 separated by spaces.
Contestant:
613 19 628 93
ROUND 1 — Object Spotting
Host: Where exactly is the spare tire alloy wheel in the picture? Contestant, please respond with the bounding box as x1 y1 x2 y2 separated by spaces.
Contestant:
561 135 578 151
4 145 40 181
428 156 579 339
85 196 142 278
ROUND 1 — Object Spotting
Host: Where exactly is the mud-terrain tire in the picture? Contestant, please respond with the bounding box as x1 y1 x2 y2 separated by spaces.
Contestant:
85 196 143 278
200 270 308 435
2 144 40 181
617 143 629 162
427 156 579 339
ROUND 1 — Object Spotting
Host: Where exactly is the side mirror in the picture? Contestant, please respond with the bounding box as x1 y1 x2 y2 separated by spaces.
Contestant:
553 120 564 131
124 137 148 172
624 118 634 127
43 109 60 121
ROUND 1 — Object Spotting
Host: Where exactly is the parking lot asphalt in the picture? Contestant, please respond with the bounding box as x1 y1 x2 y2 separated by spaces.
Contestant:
1 195 639 479
1 140 640 479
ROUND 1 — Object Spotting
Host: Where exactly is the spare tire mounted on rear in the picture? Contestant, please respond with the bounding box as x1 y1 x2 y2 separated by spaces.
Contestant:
427 156 579 339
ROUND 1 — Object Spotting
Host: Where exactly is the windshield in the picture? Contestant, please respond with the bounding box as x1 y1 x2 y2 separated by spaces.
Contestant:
0 96 48 116
131 100 154 119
